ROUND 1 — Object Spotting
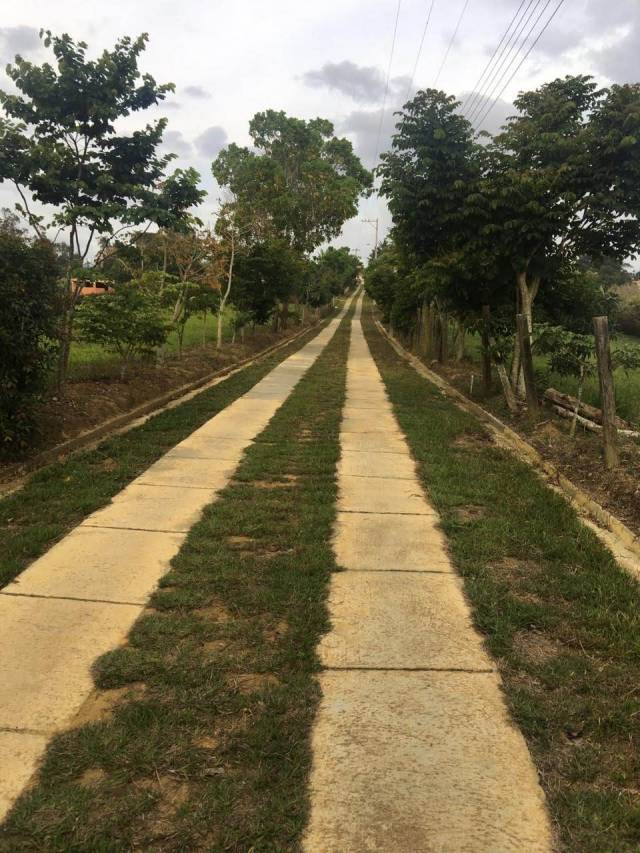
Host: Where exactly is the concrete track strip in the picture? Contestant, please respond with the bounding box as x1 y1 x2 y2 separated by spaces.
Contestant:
303 294 553 852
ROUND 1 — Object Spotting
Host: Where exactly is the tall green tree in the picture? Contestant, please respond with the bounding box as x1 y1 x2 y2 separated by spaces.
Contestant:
379 89 480 264
212 112 370 329
483 76 640 331
212 110 372 262
0 31 202 388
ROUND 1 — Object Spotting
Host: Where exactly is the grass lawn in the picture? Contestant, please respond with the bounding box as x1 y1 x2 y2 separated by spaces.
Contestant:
364 305 640 852
463 329 640 425
67 308 237 380
0 306 352 851
0 317 331 590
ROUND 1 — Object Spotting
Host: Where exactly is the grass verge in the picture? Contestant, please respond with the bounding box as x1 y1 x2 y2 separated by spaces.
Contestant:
363 305 640 852
0 307 351 851
0 319 330 589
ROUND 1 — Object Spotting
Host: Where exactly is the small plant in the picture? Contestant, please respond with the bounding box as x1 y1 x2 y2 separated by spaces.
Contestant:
75 282 168 379
536 325 596 437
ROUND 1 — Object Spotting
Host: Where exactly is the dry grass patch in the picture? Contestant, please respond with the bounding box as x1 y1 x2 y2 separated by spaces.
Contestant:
227 673 281 695
512 630 564 665
194 598 233 623
452 432 494 450
77 768 107 789
453 504 486 523
72 683 147 728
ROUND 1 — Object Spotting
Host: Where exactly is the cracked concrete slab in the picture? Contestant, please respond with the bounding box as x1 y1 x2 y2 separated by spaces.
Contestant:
338 474 436 516
338 449 417 480
81 483 217 532
340 431 408 453
333 511 452 572
137 454 236 488
166 434 251 461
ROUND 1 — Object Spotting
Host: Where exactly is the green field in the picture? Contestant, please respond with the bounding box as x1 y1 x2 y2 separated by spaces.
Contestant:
463 330 640 425
67 308 236 380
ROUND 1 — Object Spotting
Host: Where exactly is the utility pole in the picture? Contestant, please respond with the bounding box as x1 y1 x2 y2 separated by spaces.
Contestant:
362 218 379 258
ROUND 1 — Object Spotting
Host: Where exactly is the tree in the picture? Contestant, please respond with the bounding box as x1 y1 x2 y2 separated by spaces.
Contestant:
233 237 305 327
483 76 640 334
75 282 168 379
161 227 219 347
212 111 371 327
312 246 361 302
0 225 60 455
213 111 372 254
0 31 201 389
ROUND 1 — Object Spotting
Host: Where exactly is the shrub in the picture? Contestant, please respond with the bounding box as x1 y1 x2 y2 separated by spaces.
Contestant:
0 231 60 457
75 281 168 379
616 297 640 337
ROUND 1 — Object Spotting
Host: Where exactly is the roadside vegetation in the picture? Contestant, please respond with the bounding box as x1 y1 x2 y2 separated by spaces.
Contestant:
0 30 369 460
363 306 640 853
366 77 640 473
0 306 352 852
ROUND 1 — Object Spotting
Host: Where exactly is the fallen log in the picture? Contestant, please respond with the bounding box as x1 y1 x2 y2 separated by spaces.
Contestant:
544 387 632 430
551 404 640 438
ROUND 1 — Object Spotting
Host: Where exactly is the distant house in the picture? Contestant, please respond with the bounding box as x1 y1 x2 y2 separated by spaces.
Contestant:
71 278 114 297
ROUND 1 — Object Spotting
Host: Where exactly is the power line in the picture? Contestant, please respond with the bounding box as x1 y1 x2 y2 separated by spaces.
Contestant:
434 0 471 87
470 0 554 126
372 0 403 170
461 0 529 115
472 0 568 130
404 0 436 102
466 0 545 122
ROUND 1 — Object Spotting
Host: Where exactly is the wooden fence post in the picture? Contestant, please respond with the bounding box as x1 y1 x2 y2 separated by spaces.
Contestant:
516 313 539 416
481 305 492 393
593 315 619 469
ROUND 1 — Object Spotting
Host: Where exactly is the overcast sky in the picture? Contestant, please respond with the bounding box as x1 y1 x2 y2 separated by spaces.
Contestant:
1 0 638 259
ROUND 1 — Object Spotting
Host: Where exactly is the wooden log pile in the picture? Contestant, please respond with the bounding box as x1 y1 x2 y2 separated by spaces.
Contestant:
543 387 639 438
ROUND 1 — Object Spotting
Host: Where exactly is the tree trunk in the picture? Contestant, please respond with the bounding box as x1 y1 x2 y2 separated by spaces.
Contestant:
516 313 539 417
593 316 619 469
217 236 235 350
429 307 441 362
439 312 449 363
202 308 207 347
56 231 80 393
454 320 465 362
481 305 492 393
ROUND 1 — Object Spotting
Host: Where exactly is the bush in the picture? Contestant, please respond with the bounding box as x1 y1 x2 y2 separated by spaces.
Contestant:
0 232 60 457
75 281 168 378
616 297 640 337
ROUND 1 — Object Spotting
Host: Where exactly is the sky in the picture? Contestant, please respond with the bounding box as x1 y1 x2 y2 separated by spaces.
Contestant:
0 0 638 260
